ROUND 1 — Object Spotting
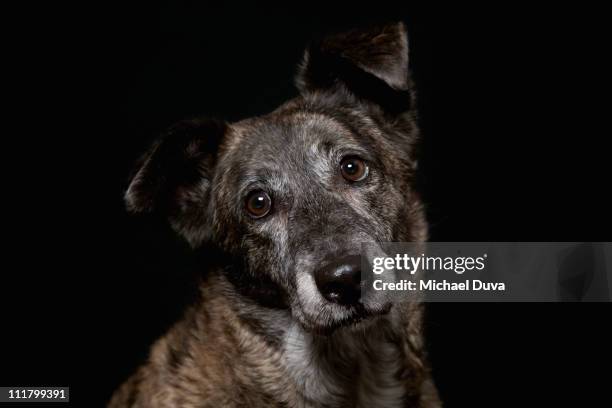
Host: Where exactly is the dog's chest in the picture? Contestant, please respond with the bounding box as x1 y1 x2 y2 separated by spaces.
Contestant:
281 325 407 408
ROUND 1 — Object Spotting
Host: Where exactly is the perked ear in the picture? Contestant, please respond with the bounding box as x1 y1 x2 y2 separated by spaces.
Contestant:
296 22 412 113
125 118 226 246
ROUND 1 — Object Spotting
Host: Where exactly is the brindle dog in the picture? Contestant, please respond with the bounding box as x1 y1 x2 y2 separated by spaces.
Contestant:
110 22 441 408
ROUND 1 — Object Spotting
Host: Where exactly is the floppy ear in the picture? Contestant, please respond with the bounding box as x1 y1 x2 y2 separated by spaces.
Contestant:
125 118 226 246
296 22 412 113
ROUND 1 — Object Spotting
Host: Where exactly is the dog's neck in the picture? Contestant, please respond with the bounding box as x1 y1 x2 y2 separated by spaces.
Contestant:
202 271 427 407
279 319 412 407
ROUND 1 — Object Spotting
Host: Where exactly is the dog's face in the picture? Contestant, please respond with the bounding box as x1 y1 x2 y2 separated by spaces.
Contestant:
125 23 426 332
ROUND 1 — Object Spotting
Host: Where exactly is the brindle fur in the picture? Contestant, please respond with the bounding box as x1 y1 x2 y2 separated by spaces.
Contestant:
110 22 441 407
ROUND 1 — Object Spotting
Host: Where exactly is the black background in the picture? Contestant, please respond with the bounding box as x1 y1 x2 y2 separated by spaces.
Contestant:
2 2 611 407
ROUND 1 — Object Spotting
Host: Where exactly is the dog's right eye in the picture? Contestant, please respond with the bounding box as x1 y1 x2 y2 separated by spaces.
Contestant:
340 157 369 182
245 190 272 218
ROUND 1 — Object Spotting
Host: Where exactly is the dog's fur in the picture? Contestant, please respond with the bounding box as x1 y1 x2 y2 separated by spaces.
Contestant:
110 22 441 407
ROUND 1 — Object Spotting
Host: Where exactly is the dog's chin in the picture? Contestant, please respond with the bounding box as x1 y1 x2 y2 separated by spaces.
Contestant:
301 302 393 335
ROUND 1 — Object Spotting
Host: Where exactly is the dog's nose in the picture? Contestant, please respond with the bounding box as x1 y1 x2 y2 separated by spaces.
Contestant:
314 256 362 305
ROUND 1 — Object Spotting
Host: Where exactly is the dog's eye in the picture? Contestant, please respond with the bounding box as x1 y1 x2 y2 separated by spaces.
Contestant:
340 157 369 182
245 190 272 218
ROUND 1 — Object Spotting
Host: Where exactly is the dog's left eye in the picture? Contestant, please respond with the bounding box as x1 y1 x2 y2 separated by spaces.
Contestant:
340 157 369 182
245 190 272 218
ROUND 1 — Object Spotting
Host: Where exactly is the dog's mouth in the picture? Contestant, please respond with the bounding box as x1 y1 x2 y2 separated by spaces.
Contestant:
312 303 393 335
300 299 393 335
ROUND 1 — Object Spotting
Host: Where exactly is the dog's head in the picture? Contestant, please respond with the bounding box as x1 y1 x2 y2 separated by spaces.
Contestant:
125 22 426 332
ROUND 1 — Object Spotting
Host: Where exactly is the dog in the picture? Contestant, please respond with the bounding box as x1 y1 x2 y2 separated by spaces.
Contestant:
109 22 441 407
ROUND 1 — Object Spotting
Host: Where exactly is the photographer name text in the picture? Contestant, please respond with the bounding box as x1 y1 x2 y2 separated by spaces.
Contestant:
373 279 506 292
